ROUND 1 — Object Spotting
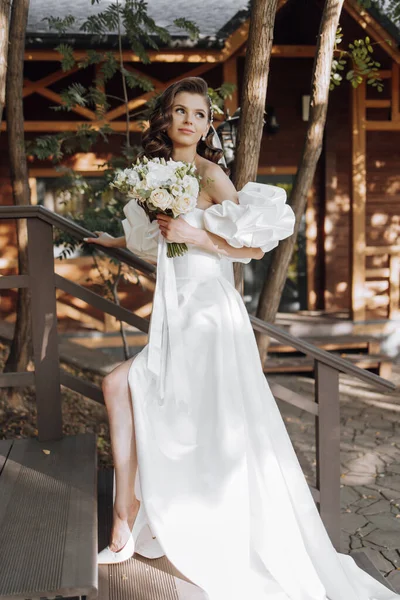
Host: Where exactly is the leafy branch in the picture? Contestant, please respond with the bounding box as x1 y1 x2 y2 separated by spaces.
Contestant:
357 0 400 27
34 0 199 162
330 27 384 91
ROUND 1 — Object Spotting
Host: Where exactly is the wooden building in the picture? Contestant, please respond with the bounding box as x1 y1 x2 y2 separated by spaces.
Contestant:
1 0 399 329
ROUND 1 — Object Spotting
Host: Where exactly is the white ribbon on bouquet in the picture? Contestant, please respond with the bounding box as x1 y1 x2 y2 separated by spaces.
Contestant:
146 234 191 414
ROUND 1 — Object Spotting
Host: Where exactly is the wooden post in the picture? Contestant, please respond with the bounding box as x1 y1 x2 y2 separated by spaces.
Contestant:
223 55 239 116
392 63 399 121
27 218 63 441
315 360 341 551
306 186 318 310
389 254 400 319
350 81 367 322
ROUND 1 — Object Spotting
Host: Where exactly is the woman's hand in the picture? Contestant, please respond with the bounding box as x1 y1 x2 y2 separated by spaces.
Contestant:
156 214 197 244
83 231 117 248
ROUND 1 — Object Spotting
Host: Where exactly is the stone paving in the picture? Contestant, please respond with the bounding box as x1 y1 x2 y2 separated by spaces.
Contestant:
270 365 400 591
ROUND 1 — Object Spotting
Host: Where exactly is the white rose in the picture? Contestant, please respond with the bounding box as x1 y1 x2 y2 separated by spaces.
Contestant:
125 169 140 188
172 193 197 217
113 170 127 186
145 163 175 189
149 188 174 210
170 183 183 197
182 175 199 198
168 159 185 169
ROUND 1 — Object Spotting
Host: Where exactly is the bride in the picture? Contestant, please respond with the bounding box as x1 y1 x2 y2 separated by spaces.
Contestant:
86 77 398 599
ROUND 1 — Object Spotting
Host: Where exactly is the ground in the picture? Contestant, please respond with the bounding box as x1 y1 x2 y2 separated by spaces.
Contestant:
271 366 400 587
2 340 400 584
0 342 112 468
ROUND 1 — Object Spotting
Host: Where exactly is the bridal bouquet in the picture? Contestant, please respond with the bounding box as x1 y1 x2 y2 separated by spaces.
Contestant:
111 156 201 258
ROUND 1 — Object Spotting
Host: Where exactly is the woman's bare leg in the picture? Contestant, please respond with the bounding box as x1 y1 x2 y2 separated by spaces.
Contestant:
102 355 139 552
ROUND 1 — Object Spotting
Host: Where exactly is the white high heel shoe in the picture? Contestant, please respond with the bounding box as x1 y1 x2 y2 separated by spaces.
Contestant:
98 504 147 565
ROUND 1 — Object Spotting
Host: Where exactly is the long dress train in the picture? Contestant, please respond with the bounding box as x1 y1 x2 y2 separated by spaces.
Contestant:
121 182 399 600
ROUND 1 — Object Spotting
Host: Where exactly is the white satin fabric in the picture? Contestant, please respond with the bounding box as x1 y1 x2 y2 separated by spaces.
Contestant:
203 182 295 262
121 184 399 600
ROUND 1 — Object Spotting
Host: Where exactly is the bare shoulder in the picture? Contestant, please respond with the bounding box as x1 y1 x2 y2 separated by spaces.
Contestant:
197 156 238 205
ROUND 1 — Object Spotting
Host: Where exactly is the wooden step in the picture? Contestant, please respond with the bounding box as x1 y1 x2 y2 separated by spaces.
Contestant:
98 471 397 598
264 353 393 378
269 334 382 355
0 434 98 600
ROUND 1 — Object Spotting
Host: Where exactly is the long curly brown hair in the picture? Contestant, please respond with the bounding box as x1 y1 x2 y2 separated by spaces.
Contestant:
141 77 226 169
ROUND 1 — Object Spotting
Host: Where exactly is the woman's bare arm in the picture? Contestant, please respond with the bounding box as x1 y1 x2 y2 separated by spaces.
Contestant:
83 232 127 248
186 228 264 260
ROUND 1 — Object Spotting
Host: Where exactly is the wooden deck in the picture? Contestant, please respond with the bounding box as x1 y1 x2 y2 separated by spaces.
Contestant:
0 443 396 600
97 469 397 600
263 352 393 377
98 469 205 600
0 435 98 600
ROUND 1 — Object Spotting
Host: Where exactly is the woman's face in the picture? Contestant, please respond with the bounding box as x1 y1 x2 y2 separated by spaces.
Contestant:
166 91 210 146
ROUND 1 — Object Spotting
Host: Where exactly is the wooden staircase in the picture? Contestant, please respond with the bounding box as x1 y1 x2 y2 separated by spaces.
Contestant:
97 469 203 600
0 434 98 600
264 334 393 378
0 445 396 600
0 204 398 599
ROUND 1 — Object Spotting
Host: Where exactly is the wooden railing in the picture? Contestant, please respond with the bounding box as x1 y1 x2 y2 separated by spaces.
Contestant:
365 245 400 319
0 205 396 552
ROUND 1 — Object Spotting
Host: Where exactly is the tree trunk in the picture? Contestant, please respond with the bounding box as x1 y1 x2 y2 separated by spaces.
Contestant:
256 0 345 365
232 0 279 293
0 0 11 128
3 0 32 409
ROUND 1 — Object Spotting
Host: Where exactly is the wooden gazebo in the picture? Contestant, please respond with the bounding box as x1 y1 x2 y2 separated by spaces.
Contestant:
1 2 399 597
1 0 399 328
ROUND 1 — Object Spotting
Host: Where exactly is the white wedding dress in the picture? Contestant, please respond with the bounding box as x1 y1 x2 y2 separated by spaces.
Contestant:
121 182 399 600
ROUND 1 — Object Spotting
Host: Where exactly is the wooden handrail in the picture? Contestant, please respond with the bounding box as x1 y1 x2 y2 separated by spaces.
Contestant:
1 204 397 551
54 274 150 332
0 204 395 392
0 205 156 277
365 245 400 255
250 316 395 392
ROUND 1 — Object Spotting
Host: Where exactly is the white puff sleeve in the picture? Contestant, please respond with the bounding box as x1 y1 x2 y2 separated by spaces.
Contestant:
121 199 159 262
203 182 295 264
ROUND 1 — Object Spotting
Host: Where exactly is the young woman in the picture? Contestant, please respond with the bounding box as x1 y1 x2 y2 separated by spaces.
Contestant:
87 77 398 600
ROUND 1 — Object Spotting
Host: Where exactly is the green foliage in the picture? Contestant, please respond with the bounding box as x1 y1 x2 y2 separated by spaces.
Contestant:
77 50 105 69
330 27 383 91
120 67 154 91
33 0 201 163
357 0 400 27
208 84 236 115
42 15 76 34
55 44 76 71
173 18 201 41
53 83 89 111
26 134 66 161
52 171 125 256
99 53 119 82
88 86 110 115
33 0 205 346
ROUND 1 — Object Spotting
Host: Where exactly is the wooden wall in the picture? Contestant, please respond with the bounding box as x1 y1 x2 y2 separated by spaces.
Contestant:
317 9 396 317
1 0 399 322
365 130 400 318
